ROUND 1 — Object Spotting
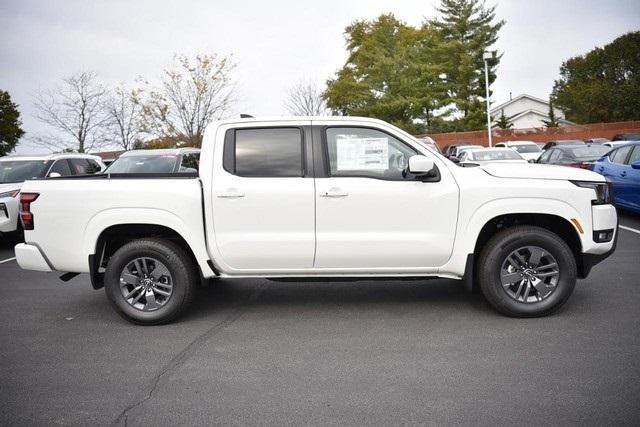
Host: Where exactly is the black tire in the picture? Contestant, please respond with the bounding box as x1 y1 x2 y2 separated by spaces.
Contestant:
104 238 197 325
477 225 577 317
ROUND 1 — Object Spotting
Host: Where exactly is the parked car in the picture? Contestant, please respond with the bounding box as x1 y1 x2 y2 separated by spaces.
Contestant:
494 141 542 162
584 138 610 145
536 145 611 169
612 133 640 141
104 148 200 174
449 144 483 161
589 142 640 213
0 153 105 238
458 148 528 166
443 143 470 158
416 136 441 154
15 116 617 324
603 141 631 148
541 140 585 151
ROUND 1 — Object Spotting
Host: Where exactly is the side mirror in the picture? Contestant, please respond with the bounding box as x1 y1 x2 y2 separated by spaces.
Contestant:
449 156 460 164
408 155 435 176
528 159 536 163
631 160 640 170
48 172 62 178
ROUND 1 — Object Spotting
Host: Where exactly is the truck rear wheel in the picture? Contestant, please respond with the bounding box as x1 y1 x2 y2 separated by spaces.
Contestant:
104 238 197 325
477 225 577 317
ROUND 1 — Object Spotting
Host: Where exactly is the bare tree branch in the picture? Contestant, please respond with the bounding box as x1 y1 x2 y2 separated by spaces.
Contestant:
284 80 329 116
32 71 109 152
104 85 143 150
137 54 236 147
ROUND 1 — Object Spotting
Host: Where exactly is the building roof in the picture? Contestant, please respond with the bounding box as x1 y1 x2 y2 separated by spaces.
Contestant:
490 94 551 115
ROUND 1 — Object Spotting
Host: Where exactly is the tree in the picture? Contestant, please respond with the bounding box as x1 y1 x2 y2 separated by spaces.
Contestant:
33 71 108 152
324 14 448 133
284 80 328 116
551 31 640 124
138 54 235 147
542 101 560 128
430 0 504 130
0 90 25 156
494 109 513 129
104 86 143 151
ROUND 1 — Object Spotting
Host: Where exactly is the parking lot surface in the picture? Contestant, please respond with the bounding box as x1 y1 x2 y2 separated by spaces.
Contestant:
1 214 640 426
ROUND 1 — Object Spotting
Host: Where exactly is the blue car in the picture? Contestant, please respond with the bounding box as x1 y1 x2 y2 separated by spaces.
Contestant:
589 141 640 213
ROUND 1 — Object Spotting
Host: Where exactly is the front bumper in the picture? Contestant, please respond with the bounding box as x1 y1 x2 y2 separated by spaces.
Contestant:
578 206 618 279
15 243 52 272
0 197 20 234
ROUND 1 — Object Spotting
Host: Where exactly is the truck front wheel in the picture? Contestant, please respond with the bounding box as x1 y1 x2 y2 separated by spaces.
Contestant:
104 238 197 325
477 225 577 317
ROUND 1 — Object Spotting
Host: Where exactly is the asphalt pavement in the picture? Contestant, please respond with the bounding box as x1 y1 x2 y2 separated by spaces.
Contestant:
1 213 639 426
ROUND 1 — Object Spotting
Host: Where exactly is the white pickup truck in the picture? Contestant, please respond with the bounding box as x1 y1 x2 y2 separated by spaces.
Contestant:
15 117 618 324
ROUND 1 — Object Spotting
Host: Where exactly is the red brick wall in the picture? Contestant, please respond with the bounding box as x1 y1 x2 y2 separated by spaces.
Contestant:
419 121 640 149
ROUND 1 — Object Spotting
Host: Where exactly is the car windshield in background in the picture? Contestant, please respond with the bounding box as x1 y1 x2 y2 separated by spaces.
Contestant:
0 160 50 183
512 145 541 153
472 150 522 161
567 146 610 159
105 155 178 173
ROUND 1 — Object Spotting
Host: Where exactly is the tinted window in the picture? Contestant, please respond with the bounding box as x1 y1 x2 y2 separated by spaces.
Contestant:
233 128 303 177
611 146 632 164
549 150 561 161
68 158 94 175
0 160 50 183
627 146 640 165
512 144 541 154
179 152 200 172
49 160 72 176
325 127 418 181
87 160 102 173
567 146 610 160
538 150 552 163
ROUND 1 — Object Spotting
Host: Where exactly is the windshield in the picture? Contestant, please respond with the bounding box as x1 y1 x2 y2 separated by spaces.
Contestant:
568 146 610 160
470 150 523 161
105 154 178 173
512 144 541 153
0 160 51 184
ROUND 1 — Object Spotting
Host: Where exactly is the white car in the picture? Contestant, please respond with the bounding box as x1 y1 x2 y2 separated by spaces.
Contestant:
105 148 200 174
0 153 105 237
452 144 483 158
458 148 528 166
14 117 617 324
494 141 543 162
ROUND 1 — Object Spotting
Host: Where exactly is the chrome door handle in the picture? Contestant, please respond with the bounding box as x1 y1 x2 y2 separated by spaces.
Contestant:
321 188 348 198
217 189 245 198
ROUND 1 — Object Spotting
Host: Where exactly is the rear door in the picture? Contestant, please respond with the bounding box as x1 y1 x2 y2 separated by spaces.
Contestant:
210 124 316 270
313 124 459 270
619 145 640 210
607 146 633 206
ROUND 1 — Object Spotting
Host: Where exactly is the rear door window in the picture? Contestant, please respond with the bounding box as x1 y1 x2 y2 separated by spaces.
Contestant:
69 159 93 175
48 160 72 176
226 128 303 177
611 146 632 164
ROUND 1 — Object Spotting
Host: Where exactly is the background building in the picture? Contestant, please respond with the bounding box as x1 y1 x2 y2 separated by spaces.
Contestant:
491 94 575 129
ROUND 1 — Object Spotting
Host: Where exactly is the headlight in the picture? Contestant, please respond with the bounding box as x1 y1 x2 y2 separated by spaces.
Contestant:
0 189 20 199
571 181 612 205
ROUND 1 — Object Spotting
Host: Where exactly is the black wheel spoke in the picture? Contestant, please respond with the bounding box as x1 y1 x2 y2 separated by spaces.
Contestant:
501 246 560 303
120 257 173 312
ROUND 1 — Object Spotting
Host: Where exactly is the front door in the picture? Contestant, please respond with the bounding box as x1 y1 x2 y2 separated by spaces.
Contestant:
314 126 459 270
211 125 315 270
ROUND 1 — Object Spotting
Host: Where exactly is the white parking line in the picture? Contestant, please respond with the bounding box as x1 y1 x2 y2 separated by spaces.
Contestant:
0 257 16 264
620 225 640 236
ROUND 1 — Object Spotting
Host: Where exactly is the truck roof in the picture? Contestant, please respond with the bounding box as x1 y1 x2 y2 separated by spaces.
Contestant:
117 148 200 157
210 116 390 126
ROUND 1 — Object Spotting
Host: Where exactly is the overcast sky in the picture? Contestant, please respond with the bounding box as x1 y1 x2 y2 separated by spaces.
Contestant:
1 0 639 153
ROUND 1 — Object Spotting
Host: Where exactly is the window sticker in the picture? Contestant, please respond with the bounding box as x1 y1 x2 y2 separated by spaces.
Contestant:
336 137 389 171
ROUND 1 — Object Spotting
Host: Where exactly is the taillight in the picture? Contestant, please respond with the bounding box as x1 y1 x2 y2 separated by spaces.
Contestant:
568 162 589 169
19 192 39 230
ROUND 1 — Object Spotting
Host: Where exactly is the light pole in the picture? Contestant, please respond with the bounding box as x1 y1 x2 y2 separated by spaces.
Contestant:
483 51 493 147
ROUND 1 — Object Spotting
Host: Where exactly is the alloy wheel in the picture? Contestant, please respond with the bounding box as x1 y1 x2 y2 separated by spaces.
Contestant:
500 246 560 303
119 257 173 312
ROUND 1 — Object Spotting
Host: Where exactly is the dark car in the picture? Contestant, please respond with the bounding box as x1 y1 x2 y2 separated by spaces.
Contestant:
537 145 611 169
589 142 640 213
541 139 585 151
612 133 640 141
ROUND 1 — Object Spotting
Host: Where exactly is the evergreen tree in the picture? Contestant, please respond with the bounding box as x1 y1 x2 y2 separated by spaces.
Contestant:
0 90 25 156
542 101 561 128
494 109 513 129
430 0 504 130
